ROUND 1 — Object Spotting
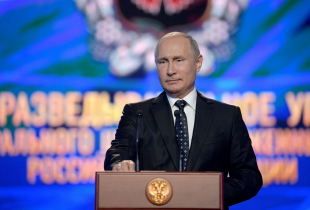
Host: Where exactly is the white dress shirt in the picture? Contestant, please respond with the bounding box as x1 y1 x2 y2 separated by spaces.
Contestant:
166 88 197 148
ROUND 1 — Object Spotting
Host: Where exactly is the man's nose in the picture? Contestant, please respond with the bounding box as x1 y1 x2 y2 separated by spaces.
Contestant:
167 63 176 76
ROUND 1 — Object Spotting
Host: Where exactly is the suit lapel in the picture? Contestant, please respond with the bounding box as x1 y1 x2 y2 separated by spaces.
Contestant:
186 92 216 171
150 92 179 170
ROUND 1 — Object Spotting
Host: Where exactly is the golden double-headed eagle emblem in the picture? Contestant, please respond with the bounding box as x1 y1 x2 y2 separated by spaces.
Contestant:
146 178 173 205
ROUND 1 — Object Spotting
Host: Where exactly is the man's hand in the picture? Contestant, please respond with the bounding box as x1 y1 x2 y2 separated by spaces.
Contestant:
112 160 135 172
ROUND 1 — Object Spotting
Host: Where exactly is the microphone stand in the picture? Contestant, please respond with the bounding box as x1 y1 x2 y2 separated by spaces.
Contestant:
135 110 143 172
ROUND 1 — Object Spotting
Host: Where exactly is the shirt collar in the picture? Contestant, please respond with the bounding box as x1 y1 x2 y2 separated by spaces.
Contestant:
166 87 197 111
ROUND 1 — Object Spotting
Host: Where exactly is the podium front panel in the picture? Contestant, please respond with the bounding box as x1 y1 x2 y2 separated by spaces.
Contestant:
95 172 223 210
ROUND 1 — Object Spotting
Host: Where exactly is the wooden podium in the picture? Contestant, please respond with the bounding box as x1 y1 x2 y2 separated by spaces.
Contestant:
95 171 224 210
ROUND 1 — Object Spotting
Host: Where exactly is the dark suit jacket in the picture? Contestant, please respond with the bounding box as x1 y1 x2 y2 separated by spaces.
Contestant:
104 91 262 208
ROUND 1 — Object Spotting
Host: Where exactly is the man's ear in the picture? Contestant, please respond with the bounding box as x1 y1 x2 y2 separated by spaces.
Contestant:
196 55 203 73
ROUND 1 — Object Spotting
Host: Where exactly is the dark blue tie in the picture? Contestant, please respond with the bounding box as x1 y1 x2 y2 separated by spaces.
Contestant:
175 100 190 171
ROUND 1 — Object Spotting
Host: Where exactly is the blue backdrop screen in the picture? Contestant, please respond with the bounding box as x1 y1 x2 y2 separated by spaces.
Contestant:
0 0 310 209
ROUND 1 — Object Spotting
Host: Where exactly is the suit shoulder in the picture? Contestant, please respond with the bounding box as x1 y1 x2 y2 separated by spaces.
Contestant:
129 97 154 107
128 91 165 108
211 98 237 109
199 92 237 110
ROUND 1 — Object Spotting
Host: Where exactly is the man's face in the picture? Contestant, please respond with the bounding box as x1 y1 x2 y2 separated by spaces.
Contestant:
156 36 203 99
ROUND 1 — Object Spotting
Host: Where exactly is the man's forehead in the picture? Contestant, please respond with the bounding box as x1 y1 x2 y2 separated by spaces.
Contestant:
159 35 190 46
157 36 191 55
155 34 193 61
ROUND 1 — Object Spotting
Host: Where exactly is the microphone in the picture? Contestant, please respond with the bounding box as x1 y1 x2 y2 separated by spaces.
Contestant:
136 110 143 118
135 110 143 172
174 110 182 172
174 110 180 117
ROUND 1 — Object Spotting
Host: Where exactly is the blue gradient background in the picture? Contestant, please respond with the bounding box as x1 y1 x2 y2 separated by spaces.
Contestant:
0 0 310 209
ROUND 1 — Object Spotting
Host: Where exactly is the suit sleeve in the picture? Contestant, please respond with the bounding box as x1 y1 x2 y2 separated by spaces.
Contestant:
224 107 263 206
104 104 137 170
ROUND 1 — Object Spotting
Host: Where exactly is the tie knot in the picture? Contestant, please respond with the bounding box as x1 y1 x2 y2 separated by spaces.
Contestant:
175 100 187 110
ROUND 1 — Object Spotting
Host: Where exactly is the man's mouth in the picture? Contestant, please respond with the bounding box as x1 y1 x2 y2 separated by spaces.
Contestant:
166 79 180 83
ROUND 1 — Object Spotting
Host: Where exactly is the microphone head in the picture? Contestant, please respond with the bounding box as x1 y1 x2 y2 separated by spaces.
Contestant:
174 110 180 117
136 110 143 117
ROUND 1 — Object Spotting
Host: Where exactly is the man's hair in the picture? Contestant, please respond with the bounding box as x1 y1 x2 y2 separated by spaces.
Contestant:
154 32 200 62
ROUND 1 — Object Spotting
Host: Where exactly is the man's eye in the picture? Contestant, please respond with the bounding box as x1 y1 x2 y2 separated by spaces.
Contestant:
159 61 166 64
177 59 182 62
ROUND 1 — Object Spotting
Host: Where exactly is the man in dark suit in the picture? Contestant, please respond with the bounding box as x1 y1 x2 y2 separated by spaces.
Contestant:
104 32 262 208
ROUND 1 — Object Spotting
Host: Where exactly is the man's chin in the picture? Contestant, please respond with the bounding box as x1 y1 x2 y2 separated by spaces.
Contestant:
165 89 182 98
